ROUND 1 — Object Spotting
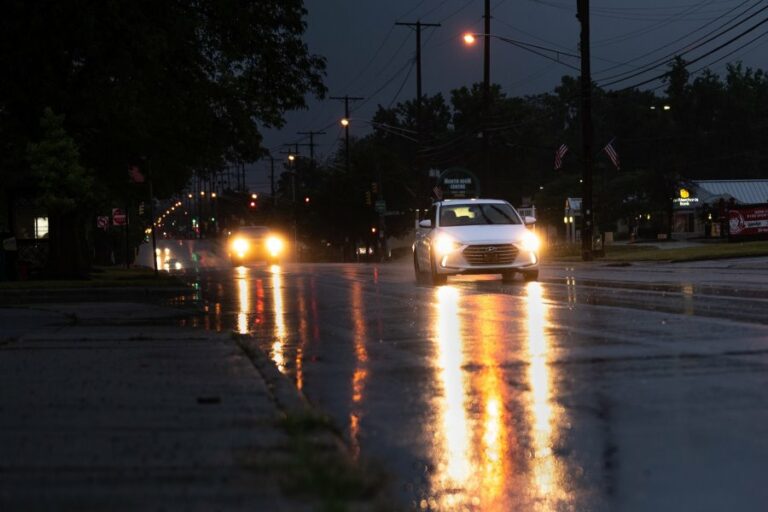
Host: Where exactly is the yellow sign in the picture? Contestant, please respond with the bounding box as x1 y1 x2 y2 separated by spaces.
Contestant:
679 188 690 199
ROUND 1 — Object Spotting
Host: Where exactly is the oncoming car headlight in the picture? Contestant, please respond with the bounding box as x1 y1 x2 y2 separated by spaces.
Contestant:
521 231 540 252
232 237 250 254
434 234 460 256
266 235 284 257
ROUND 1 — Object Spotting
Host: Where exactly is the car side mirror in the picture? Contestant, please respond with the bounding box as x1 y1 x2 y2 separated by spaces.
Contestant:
524 216 537 226
419 219 433 229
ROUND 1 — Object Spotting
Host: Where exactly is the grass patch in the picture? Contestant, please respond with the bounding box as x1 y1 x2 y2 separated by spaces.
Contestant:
0 266 185 290
548 241 768 263
277 411 386 511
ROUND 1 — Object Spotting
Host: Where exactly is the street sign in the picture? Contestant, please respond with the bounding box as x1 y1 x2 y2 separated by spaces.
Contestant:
112 208 128 226
374 200 386 213
96 216 109 230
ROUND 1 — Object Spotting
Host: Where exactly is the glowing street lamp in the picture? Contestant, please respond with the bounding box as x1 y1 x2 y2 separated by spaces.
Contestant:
340 118 350 127
463 32 476 45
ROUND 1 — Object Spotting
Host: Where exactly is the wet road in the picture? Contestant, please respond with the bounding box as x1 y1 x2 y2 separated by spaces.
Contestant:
174 254 768 511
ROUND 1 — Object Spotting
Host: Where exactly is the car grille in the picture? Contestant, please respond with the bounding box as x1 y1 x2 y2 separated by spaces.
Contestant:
463 244 518 265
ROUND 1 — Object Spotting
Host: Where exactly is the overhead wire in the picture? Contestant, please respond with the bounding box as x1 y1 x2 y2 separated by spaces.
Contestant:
593 0 757 77
613 12 768 91
596 0 767 84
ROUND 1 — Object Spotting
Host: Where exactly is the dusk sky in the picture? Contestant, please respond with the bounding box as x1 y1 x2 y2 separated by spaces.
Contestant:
250 0 768 189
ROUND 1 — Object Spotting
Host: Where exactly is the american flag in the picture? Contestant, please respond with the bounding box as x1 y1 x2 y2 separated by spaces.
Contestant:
128 165 145 183
603 138 620 170
554 143 569 170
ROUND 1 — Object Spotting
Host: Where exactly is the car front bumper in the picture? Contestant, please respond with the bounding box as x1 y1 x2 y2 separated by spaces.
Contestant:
434 243 539 274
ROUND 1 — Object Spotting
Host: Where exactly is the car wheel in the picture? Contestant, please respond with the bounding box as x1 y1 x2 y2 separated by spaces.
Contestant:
521 269 539 282
501 270 516 283
429 252 448 286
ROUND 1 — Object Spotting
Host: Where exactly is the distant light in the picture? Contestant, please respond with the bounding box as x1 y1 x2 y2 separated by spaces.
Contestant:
663 104 672 111
187 193 192 198
288 154 295 161
211 192 217 198
463 33 476 45
304 197 310 203
539 186 544 190
340 118 350 127
371 227 377 233
250 201 256 207
251 193 258 199
200 191 205 196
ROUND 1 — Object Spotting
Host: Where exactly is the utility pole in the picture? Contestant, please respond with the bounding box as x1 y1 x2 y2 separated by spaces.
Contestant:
296 130 325 169
269 156 276 206
578 0 594 261
395 20 440 143
330 96 363 172
483 0 491 192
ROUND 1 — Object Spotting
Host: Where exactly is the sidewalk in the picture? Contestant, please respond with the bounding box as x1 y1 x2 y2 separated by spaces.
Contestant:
0 302 383 511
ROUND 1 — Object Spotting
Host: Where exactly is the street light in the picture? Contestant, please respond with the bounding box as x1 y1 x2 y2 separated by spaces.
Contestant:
463 32 476 45
340 118 349 127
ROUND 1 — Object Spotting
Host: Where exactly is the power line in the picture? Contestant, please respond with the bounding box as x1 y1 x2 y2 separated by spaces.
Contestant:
593 0 757 77
614 13 768 91
597 0 767 85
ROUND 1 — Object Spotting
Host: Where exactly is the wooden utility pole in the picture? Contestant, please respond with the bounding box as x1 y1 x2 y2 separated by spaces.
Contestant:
330 96 363 172
578 0 594 261
296 130 325 169
394 20 440 143
483 0 491 192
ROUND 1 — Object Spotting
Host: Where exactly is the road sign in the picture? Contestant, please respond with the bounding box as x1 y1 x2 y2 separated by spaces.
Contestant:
112 208 128 226
96 216 109 230
374 200 386 213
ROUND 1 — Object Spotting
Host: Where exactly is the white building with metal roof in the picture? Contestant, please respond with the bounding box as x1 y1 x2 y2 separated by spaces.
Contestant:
673 179 768 238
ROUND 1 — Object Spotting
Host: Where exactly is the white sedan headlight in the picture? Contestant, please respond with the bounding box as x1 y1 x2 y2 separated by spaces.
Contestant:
232 237 250 254
521 231 540 252
434 234 460 256
266 235 284 257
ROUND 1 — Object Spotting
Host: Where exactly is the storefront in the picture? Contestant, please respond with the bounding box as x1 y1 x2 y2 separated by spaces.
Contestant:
672 180 768 239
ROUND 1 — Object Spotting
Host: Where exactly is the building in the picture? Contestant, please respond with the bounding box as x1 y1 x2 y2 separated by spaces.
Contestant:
672 179 768 239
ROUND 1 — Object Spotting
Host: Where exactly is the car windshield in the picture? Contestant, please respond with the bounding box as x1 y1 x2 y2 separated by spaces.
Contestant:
439 203 522 226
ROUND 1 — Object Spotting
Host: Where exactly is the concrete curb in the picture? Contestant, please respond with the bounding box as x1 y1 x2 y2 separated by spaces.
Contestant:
233 334 313 418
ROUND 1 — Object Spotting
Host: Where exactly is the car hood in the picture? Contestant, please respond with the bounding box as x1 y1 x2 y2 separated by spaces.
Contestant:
437 224 529 245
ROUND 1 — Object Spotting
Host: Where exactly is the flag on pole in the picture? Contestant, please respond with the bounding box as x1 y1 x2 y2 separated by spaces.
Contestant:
554 143 569 170
128 165 145 183
603 138 620 170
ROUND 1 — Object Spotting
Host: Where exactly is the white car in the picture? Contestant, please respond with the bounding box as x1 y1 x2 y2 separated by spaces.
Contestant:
413 199 540 285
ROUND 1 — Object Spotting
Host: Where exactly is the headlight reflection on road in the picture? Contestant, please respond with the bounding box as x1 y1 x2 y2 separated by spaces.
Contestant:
270 265 286 373
474 294 510 505
236 266 250 335
350 279 369 458
434 286 471 490
524 281 564 503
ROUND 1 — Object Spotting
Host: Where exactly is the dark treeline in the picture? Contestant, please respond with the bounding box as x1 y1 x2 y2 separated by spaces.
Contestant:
0 1 325 276
280 57 768 246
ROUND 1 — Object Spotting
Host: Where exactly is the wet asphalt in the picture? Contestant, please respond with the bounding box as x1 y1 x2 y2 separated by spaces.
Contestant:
171 255 768 511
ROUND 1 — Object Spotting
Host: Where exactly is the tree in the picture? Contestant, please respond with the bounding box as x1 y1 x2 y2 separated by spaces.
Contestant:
27 108 96 277
0 1 326 274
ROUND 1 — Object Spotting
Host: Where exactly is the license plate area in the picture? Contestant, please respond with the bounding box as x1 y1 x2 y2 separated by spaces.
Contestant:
483 252 499 263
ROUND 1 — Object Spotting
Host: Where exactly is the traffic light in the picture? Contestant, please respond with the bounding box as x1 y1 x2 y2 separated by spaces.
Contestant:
365 191 372 206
